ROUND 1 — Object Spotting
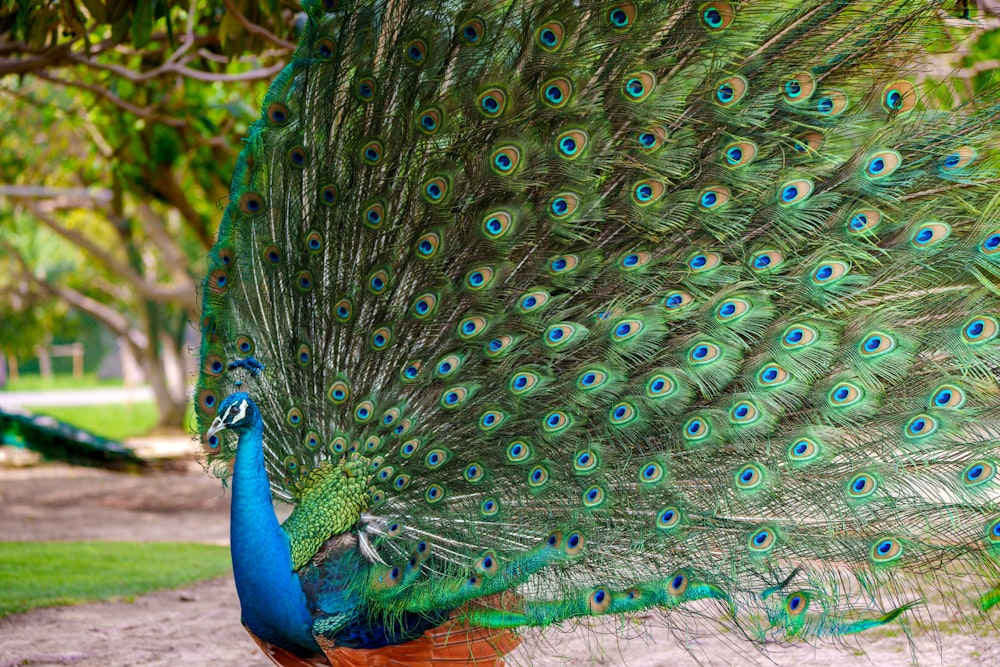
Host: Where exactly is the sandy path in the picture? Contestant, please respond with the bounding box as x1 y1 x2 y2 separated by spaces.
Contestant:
2 465 997 666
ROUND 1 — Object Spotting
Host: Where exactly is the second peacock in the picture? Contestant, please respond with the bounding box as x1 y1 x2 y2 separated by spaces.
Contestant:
197 0 1000 664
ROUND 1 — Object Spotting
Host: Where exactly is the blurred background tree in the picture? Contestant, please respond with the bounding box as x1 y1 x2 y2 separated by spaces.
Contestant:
0 0 297 428
0 0 998 433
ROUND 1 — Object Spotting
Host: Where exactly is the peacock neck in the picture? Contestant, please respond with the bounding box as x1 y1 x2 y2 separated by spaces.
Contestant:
230 409 320 653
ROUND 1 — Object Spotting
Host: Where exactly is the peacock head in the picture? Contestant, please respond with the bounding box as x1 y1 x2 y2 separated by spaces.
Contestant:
207 392 258 440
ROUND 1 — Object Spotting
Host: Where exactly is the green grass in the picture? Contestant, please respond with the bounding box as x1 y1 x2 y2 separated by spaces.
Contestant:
3 373 124 392
0 541 231 617
22 403 161 441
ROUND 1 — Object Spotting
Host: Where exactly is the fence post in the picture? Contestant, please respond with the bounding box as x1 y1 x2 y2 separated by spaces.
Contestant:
36 345 52 379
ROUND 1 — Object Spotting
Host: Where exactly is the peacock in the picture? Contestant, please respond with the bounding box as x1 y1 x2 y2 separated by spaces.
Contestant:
196 1 1000 664
0 405 142 469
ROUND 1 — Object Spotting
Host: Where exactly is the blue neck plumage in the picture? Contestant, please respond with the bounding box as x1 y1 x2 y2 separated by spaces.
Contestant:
229 408 320 653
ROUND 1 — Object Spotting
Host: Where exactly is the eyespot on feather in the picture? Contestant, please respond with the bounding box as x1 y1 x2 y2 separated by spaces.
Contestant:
811 260 849 285
815 90 848 116
903 413 938 439
688 341 722 364
828 382 864 407
748 526 776 552
757 363 790 387
410 292 439 320
535 20 565 52
482 210 515 239
730 401 761 425
962 461 996 487
714 75 747 107
864 150 901 179
882 80 916 113
930 383 966 409
266 102 289 125
910 222 951 249
404 39 427 65
982 230 1000 255
847 208 882 235
663 291 695 311
715 297 751 321
962 316 999 345
645 373 677 399
734 463 765 489
548 192 581 219
327 379 350 404
777 179 813 206
540 76 573 109
464 266 495 291
749 250 783 272
723 141 756 168
608 3 637 29
941 146 976 171
858 331 896 356
781 324 819 349
632 180 665 206
422 176 450 204
517 289 550 313
870 537 902 563
490 145 522 175
477 87 508 118
414 230 442 259
698 186 730 210
609 401 638 426
657 507 682 531
333 297 354 323
699 1 734 30
354 76 376 102
208 269 229 294
238 192 264 215
622 71 656 102
528 464 550 486
792 131 824 154
782 71 815 104
687 251 721 273
459 18 485 45
360 139 384 166
416 106 443 135
848 473 877 498
555 129 589 159
362 201 385 228
682 415 711 441
637 126 667 152
788 437 820 462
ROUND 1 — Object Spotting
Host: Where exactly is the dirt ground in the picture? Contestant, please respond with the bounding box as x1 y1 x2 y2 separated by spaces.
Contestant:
2 464 999 667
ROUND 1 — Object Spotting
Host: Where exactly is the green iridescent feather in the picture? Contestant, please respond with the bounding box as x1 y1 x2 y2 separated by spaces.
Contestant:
197 0 1000 654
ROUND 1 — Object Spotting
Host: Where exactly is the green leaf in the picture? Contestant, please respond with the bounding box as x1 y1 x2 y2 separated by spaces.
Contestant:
131 0 153 48
79 0 106 23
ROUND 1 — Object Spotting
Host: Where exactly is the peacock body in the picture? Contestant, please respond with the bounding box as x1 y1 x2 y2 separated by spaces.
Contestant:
197 0 1000 664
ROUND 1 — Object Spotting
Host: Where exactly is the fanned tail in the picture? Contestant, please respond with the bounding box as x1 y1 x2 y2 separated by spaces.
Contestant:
198 0 1000 653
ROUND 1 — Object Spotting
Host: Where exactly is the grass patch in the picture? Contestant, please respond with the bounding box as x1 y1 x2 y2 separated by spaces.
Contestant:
0 541 231 617
21 403 160 441
3 373 124 392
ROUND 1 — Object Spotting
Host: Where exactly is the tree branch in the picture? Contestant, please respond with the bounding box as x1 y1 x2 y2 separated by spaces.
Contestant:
0 185 112 207
20 201 198 312
221 0 297 50
33 70 189 128
3 241 147 351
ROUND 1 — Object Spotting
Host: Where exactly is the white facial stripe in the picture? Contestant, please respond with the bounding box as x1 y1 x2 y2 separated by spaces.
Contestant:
229 399 249 424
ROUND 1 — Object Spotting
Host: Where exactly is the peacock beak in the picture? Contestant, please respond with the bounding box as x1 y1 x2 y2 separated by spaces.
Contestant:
206 415 228 439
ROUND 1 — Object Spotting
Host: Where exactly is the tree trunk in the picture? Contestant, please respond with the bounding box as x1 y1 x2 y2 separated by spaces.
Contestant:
139 334 189 431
